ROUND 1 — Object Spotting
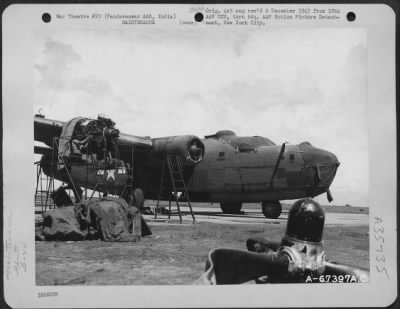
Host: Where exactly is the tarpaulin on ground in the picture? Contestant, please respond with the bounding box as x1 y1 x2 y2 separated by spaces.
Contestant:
36 206 87 241
36 197 151 242
83 197 141 242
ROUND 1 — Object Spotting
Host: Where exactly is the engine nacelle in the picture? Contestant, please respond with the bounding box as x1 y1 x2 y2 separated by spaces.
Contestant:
152 135 205 164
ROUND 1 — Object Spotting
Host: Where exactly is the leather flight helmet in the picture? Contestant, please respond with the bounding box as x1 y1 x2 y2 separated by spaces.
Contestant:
283 198 325 244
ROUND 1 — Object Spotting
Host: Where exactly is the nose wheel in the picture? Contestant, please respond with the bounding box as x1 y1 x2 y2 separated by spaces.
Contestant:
262 201 282 219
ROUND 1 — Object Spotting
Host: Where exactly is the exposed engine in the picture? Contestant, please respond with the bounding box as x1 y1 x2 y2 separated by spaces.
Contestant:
152 136 205 164
71 115 120 161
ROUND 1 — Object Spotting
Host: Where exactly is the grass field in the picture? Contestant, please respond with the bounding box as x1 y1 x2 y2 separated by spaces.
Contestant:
36 219 369 285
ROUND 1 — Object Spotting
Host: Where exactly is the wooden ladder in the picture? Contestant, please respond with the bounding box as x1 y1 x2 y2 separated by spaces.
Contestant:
155 155 195 223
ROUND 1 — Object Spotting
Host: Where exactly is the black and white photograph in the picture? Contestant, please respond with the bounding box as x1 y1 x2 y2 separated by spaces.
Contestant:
2 3 397 308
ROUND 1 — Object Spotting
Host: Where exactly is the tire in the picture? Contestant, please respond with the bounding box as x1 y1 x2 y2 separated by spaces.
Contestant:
262 201 282 219
220 202 242 214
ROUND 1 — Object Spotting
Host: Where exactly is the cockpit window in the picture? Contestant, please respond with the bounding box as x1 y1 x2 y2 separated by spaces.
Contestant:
237 143 255 152
250 136 276 146
205 131 275 150
230 137 275 150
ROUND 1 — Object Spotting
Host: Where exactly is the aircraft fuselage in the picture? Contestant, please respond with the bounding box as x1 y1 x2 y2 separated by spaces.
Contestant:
41 135 339 203
35 115 339 218
136 137 339 203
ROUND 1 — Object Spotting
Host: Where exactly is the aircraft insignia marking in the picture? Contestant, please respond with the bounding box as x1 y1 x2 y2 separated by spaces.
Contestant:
106 169 116 181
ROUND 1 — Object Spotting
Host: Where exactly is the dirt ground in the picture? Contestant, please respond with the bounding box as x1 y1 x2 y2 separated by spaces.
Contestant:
36 216 369 285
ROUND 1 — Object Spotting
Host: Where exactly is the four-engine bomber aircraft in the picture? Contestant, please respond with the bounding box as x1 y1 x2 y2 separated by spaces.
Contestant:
34 114 340 218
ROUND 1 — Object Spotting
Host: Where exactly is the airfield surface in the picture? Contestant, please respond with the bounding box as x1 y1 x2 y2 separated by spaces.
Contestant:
150 204 368 226
36 203 369 285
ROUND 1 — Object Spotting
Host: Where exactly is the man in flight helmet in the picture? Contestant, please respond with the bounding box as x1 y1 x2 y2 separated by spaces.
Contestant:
247 198 368 283
196 198 369 284
247 198 326 282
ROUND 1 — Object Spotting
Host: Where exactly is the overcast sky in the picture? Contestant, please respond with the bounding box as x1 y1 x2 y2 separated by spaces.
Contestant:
33 27 368 206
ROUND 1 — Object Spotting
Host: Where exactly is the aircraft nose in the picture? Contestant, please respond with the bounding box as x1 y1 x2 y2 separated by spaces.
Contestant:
298 142 340 187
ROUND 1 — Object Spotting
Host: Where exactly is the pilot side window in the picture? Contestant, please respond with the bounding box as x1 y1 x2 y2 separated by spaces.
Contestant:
238 143 255 152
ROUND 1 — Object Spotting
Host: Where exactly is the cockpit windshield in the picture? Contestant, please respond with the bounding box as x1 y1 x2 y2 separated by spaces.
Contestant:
205 131 276 151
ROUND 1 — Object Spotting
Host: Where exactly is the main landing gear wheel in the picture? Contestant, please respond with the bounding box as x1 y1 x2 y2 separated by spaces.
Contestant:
262 201 282 219
220 202 242 214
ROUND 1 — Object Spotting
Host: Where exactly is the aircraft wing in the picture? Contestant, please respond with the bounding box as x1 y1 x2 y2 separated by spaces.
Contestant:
34 116 153 153
34 116 64 147
33 115 203 166
117 132 153 157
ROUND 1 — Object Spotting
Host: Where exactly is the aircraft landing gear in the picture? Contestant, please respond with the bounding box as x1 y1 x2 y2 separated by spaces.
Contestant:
220 202 242 214
262 201 282 219
132 188 144 211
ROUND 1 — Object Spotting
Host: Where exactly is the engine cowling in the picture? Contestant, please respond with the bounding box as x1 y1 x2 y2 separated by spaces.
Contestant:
152 135 205 164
